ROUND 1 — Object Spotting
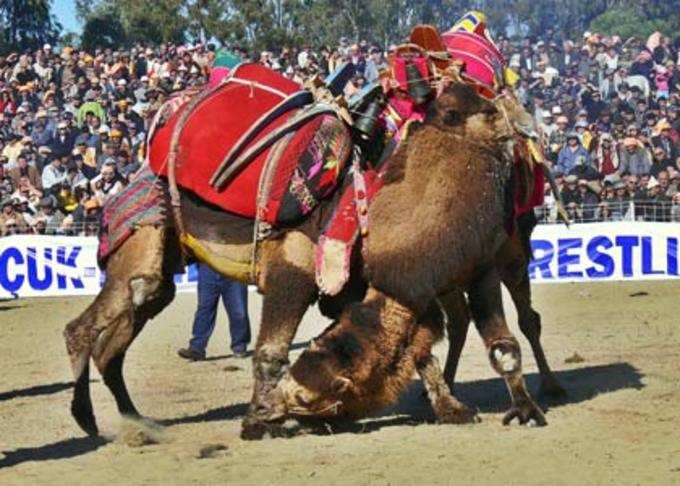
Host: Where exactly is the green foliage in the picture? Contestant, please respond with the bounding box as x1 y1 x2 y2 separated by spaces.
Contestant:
589 7 673 40
80 4 126 51
0 0 61 53
3 0 680 57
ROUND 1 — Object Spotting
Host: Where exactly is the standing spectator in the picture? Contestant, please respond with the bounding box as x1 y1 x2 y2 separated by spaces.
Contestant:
177 263 251 360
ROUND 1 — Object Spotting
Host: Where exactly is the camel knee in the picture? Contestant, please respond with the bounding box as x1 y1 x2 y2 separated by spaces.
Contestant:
64 318 92 380
130 276 163 308
253 344 291 384
489 338 522 376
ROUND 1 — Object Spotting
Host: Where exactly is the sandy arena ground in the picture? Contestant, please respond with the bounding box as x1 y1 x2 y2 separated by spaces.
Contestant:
1 280 679 485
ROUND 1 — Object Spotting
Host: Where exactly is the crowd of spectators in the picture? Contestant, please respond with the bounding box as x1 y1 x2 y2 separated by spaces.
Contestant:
502 31 680 222
1 29 679 236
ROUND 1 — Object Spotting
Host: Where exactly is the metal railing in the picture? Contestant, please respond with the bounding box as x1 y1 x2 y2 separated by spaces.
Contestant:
1 222 101 237
536 200 680 224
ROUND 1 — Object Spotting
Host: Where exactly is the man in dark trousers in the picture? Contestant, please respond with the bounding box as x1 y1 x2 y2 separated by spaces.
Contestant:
178 263 251 360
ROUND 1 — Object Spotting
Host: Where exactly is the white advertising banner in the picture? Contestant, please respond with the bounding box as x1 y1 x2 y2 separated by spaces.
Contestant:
0 235 199 299
529 222 680 283
2 222 679 298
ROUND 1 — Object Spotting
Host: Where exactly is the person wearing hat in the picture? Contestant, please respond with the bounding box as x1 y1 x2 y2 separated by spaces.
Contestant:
31 110 53 147
8 151 41 190
643 176 671 221
36 194 65 234
49 121 76 158
42 154 68 194
539 110 556 137
557 131 590 174
592 133 619 176
576 177 600 221
0 196 29 235
619 137 652 176
561 174 580 206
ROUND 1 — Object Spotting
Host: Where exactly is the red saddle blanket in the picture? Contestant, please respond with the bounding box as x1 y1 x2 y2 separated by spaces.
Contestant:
148 64 352 225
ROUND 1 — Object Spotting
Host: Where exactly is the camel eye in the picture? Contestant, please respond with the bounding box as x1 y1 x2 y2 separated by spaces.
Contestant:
295 392 310 407
444 110 463 126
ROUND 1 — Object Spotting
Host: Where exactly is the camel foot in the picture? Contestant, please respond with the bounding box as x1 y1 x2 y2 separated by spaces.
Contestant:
539 377 567 399
433 395 480 424
240 415 293 441
502 399 547 427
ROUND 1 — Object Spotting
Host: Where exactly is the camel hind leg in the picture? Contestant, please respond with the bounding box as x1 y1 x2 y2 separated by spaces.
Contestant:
498 217 566 398
64 226 179 436
468 268 547 426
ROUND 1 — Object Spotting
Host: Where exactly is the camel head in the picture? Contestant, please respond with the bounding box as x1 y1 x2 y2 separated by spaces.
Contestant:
269 341 354 420
426 80 517 152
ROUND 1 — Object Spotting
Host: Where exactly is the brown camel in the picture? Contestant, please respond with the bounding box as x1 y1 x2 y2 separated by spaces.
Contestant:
262 88 555 426
63 79 561 439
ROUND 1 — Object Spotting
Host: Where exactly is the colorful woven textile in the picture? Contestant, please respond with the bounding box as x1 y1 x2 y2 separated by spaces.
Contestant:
98 169 166 266
148 63 352 226
262 114 352 226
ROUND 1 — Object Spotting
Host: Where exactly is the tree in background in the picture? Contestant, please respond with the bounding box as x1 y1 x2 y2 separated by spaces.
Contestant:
80 2 127 51
0 0 61 53
3 0 680 54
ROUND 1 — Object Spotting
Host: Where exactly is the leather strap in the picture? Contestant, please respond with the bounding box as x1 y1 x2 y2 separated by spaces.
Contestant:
211 104 338 190
209 90 314 188
352 149 370 237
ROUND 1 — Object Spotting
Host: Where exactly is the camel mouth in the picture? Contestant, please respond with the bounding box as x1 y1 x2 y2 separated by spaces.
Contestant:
287 400 344 418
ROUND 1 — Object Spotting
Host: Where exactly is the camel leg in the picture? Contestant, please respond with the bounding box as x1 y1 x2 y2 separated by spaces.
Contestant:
413 298 478 424
468 268 547 426
102 353 139 417
64 226 178 435
497 222 566 399
416 353 479 424
438 290 471 393
241 233 317 440
502 269 566 398
99 276 176 418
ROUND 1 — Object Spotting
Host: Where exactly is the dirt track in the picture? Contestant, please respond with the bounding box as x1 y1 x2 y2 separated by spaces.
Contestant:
1 281 679 485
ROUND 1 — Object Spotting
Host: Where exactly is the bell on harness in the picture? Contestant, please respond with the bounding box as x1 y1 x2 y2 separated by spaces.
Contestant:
405 62 432 105
354 99 383 139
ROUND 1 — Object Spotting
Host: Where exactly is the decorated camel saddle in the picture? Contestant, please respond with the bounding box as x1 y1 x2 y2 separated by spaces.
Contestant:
100 17 554 294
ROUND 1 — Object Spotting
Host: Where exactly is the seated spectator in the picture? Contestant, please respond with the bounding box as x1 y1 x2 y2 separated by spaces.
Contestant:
41 154 67 194
671 193 680 222
0 197 29 235
592 133 619 175
642 177 670 221
558 133 590 174
8 152 42 190
618 138 652 176
91 161 124 203
650 119 678 162
36 195 65 234
650 146 674 178
568 154 601 182
607 181 632 220
577 178 600 220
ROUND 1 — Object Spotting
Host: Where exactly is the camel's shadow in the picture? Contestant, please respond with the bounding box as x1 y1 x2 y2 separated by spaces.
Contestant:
0 362 643 468
325 362 644 434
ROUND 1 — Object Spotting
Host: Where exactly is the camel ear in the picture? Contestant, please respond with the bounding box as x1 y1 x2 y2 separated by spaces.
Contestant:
331 376 352 395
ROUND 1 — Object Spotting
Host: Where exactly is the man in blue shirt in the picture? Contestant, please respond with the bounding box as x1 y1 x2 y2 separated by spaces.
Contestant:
557 132 590 174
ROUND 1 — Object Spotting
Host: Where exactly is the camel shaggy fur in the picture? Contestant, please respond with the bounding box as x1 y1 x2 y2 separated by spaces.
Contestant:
63 80 561 439
265 90 553 426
